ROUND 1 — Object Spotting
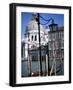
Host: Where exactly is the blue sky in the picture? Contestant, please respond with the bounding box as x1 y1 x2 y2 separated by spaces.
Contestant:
21 12 64 39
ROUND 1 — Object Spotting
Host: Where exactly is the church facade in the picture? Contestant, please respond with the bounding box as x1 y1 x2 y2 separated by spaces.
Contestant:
21 14 49 61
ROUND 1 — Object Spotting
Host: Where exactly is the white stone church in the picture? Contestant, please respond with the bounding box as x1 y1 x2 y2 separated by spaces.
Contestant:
21 14 49 60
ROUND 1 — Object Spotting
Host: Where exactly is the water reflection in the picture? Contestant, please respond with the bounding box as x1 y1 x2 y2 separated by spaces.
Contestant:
21 59 64 77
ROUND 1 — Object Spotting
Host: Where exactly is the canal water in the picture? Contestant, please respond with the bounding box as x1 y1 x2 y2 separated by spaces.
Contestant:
21 60 64 77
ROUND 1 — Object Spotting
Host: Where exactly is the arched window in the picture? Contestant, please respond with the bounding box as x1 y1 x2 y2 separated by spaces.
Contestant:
35 35 37 41
32 35 33 41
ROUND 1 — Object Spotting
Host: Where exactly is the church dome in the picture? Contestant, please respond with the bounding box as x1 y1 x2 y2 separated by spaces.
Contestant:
27 13 44 31
27 20 38 30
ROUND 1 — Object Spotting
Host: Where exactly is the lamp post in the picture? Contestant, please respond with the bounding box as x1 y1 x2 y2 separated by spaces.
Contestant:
36 14 56 76
37 13 43 76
